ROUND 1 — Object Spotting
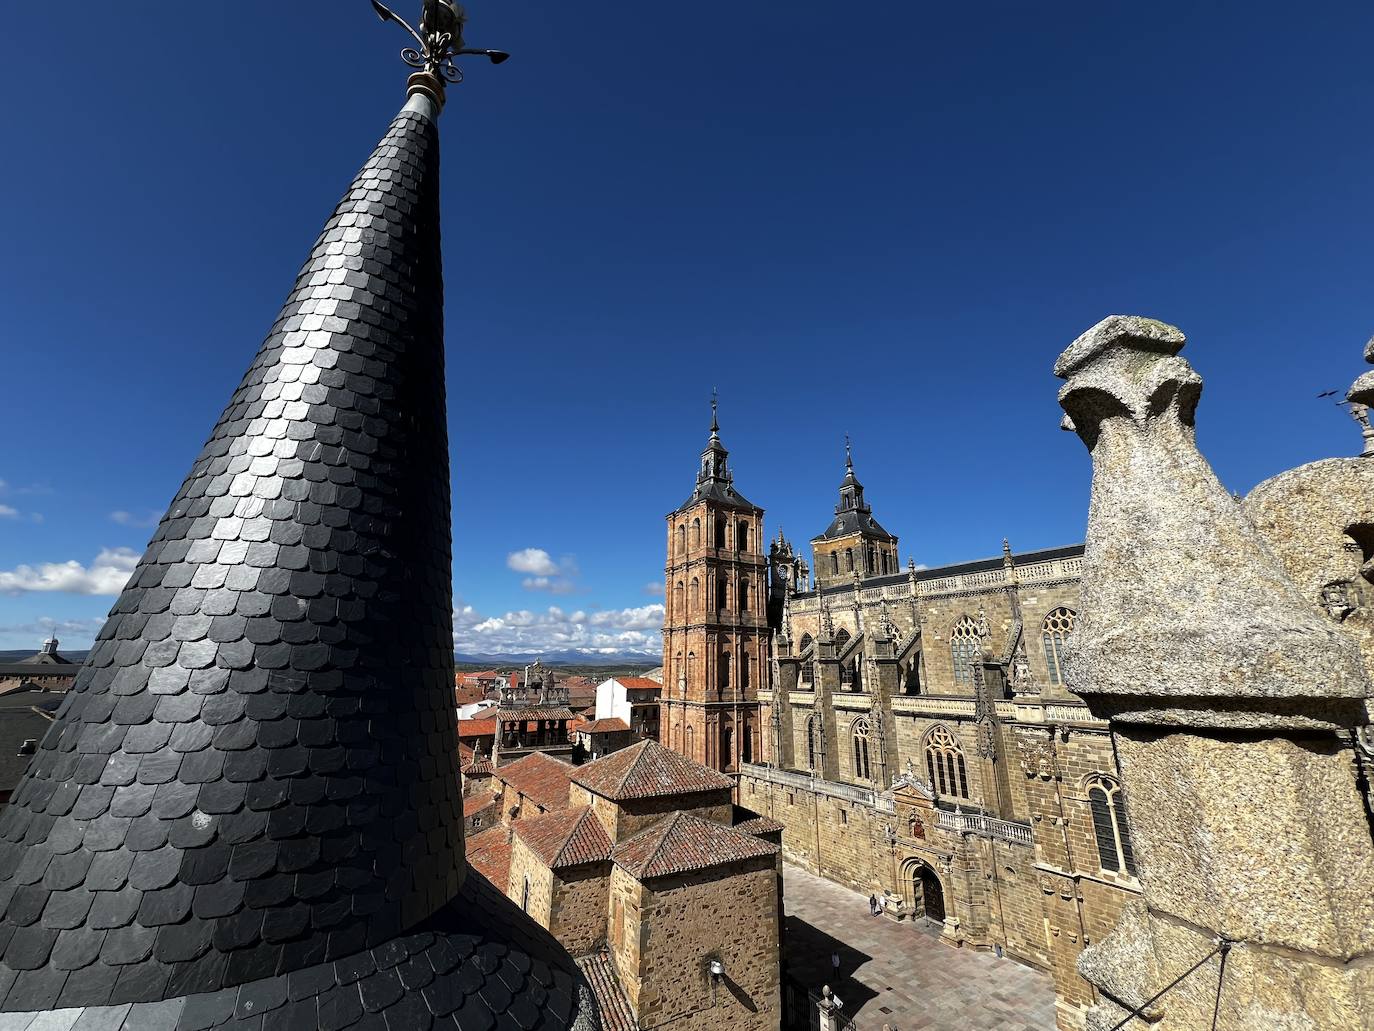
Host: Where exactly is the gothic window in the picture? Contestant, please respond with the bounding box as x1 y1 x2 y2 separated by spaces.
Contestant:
692 517 701 546
950 615 981 686
834 628 850 651
719 652 731 692
1086 775 1137 876
852 717 872 781
738 578 750 613
673 582 683 619
676 524 685 555
924 725 969 799
805 715 819 770
1042 607 1076 686
799 632 815 684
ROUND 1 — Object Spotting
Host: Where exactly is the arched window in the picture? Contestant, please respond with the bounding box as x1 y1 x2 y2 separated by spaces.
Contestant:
1086 775 1137 876
834 627 850 651
686 724 695 759
950 615 981 686
924 726 969 799
673 582 684 619
676 524 685 555
830 553 839 575
716 578 728 611
845 548 854 572
738 578 750 613
902 654 921 695
805 715 820 771
799 634 815 684
719 652 731 692
690 577 700 610
685 651 695 692
692 517 701 546
714 517 727 549
742 654 752 689
851 717 872 781
737 520 750 553
1042 607 1076 686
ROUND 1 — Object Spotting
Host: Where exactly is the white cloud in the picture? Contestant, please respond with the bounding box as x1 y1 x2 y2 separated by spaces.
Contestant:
110 510 160 529
642 581 664 597
506 548 560 576
521 576 578 595
0 548 140 596
453 601 665 657
0 506 17 519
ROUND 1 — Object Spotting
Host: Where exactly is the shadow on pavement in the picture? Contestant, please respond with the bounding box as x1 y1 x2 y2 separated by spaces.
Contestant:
782 913 879 1017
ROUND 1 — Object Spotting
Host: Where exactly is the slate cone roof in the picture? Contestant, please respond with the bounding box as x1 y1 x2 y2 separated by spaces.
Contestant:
568 740 733 801
0 89 597 1029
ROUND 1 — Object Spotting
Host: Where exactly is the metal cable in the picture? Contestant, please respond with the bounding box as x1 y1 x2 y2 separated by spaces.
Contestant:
1105 940 1230 1031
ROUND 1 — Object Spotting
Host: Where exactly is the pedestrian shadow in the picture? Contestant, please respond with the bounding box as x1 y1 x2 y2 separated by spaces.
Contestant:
781 913 879 1017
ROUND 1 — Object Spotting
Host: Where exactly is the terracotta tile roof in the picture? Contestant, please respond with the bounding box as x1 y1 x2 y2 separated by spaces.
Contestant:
578 717 630 734
611 812 778 880
463 756 494 776
612 677 662 693
465 826 513 887
514 806 613 870
459 743 474 765
496 707 577 722
733 815 785 837
458 719 498 740
464 795 496 819
575 951 638 1031
570 740 734 801
496 752 574 811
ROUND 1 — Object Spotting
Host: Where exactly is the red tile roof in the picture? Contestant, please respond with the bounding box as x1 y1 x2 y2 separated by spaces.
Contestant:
514 806 613 870
463 795 496 819
575 952 637 1031
611 812 778 880
465 826 513 887
463 756 493 777
496 752 574 812
612 677 662 693
570 740 734 801
578 717 630 735
458 718 498 741
733 815 785 837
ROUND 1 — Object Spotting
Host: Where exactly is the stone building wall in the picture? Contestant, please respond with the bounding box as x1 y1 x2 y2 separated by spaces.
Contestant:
506 836 554 923
547 865 610 957
617 859 781 1031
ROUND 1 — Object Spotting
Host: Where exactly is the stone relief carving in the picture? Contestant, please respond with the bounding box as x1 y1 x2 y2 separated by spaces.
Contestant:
1016 736 1057 779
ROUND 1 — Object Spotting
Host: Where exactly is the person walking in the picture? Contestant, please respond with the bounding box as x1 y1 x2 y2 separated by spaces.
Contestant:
868 893 878 916
831 951 841 980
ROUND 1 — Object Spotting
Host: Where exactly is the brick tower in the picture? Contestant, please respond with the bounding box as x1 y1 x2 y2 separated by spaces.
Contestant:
661 401 768 772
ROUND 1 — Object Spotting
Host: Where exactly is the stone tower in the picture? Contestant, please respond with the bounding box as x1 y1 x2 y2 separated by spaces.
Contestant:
811 440 900 588
661 401 767 772
0 12 598 1026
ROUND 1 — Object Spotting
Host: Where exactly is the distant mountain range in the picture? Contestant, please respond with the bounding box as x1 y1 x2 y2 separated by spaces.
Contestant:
455 649 658 667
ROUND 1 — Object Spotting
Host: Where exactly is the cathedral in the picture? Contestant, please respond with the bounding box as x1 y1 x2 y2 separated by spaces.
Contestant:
661 410 1138 1031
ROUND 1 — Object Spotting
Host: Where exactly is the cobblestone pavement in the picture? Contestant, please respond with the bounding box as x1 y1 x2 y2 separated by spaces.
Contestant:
781 864 1059 1031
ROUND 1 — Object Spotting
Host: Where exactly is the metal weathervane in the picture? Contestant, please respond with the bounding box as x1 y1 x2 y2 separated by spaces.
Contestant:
371 0 509 84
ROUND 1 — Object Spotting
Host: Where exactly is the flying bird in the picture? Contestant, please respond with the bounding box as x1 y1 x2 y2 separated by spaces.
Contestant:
1317 390 1339 398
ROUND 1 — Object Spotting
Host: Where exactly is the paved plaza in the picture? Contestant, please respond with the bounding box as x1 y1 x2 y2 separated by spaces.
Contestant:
781 864 1058 1031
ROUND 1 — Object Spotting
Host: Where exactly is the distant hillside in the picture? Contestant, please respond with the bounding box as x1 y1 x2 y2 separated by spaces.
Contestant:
0 650 89 664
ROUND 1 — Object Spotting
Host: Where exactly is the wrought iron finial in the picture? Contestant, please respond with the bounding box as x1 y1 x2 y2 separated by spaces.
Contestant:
845 433 853 470
710 388 719 436
372 0 509 87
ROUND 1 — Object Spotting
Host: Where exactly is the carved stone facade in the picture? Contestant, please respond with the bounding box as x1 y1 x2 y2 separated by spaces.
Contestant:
655 436 1142 1029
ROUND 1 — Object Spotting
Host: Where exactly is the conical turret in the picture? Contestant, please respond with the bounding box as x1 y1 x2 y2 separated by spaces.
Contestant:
0 15 597 1030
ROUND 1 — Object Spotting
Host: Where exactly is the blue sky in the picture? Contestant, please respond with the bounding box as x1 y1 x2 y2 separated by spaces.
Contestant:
2 2 1372 657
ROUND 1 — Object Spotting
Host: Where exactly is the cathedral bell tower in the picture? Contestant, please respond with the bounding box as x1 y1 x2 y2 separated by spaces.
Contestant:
661 399 768 772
